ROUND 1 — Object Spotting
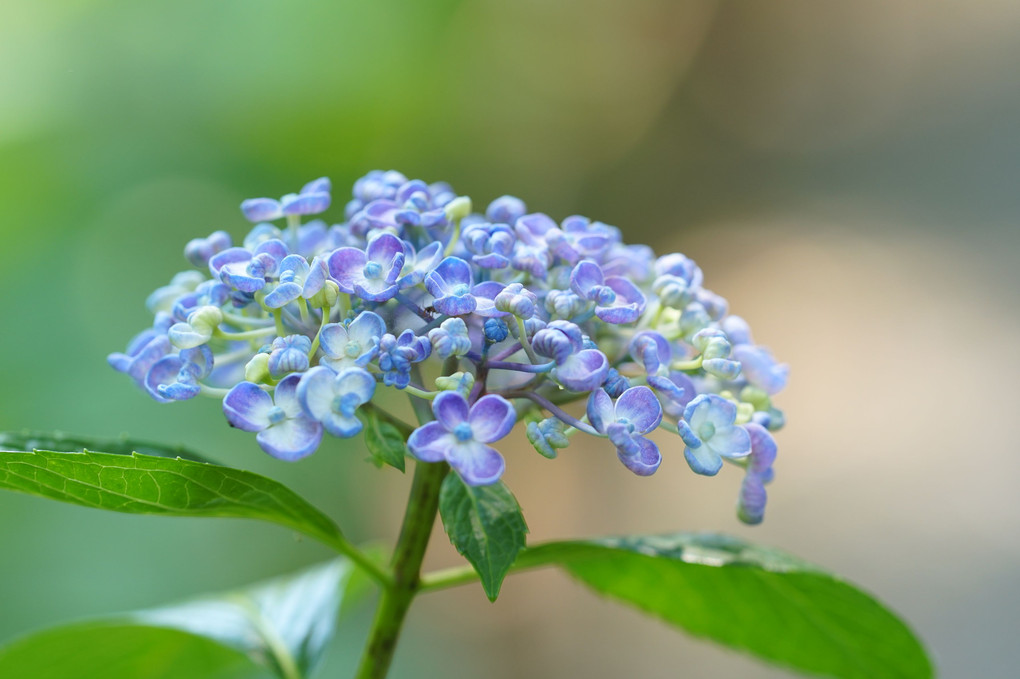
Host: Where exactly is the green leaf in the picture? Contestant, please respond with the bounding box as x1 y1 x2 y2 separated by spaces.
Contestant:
133 558 356 678
361 410 406 472
0 449 347 552
0 623 267 679
439 474 528 602
0 430 213 462
0 558 367 679
523 533 932 679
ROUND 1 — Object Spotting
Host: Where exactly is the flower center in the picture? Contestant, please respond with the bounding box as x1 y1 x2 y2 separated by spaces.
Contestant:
451 283 470 297
344 341 362 358
593 285 616 306
363 261 383 279
453 422 474 442
267 406 286 425
698 422 716 441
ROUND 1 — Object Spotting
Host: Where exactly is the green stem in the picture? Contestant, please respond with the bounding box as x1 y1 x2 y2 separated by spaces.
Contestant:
353 460 449 679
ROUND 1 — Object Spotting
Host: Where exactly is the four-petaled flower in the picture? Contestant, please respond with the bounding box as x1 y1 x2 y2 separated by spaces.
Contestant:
223 374 323 461
319 311 386 371
407 392 516 485
264 254 328 308
532 320 609 392
678 394 752 476
569 260 646 324
587 386 664 476
297 366 376 438
329 233 406 302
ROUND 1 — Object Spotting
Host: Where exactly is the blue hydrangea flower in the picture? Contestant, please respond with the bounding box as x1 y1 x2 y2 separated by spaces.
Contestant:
328 233 406 302
240 177 332 222
493 283 537 319
145 345 214 402
407 392 516 485
377 330 431 388
692 328 742 380
223 374 323 461
532 321 608 392
297 366 376 437
264 254 328 309
319 311 386 371
737 423 777 525
485 195 526 224
546 215 614 265
268 335 312 378
678 395 752 476
108 314 173 389
209 239 289 294
396 241 443 290
569 260 646 324
462 223 515 269
345 170 408 220
184 231 232 268
428 318 471 360
587 386 664 476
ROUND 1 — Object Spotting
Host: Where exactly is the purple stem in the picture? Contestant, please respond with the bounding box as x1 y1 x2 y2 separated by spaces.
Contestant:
505 390 600 436
486 360 555 374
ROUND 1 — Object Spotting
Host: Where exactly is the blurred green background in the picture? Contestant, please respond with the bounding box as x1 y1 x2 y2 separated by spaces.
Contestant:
2 1 1019 677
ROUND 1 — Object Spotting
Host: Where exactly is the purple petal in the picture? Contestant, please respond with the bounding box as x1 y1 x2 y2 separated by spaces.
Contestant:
223 382 273 432
586 389 615 434
515 213 557 237
327 247 367 293
617 435 662 476
366 233 405 266
256 417 323 461
448 441 505 486
614 386 663 434
407 421 452 463
432 256 473 287
433 294 477 317
143 356 182 404
733 344 789 395
569 260 604 297
432 391 469 430
264 282 302 308
556 349 609 392
282 192 331 216
737 475 768 525
301 177 331 194
468 394 516 443
273 374 304 416
745 423 777 475
241 198 283 223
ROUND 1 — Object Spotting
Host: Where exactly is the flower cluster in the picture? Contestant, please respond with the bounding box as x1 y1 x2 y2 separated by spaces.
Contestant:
111 171 788 522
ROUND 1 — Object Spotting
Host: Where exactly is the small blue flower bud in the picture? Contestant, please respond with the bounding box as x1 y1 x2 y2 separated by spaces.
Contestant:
484 318 510 343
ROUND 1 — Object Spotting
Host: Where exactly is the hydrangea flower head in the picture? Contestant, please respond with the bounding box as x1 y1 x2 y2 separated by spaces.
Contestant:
111 171 788 522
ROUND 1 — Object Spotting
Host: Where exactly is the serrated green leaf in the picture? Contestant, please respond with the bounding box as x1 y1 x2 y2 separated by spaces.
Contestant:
439 474 528 601
0 449 347 552
522 533 932 679
0 430 213 463
134 558 357 678
0 623 268 679
361 410 406 472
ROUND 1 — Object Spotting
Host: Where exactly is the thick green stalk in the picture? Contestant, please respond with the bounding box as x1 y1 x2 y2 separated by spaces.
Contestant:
354 459 449 679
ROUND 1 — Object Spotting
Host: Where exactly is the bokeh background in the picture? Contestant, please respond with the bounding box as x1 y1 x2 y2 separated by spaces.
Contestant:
2 1 1019 677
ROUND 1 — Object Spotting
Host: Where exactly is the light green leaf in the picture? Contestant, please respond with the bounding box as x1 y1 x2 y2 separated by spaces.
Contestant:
0 623 267 679
523 533 932 679
0 558 366 679
134 559 355 678
361 410 406 472
0 449 347 553
439 474 528 602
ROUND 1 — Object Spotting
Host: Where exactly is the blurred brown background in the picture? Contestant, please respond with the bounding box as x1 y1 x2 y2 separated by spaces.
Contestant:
1 1 1018 677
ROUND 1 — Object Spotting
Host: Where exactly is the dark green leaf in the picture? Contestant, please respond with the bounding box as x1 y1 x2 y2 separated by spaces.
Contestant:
0 623 267 679
361 410 406 472
0 449 347 552
523 533 932 679
0 430 213 463
439 474 528 602
134 558 357 678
